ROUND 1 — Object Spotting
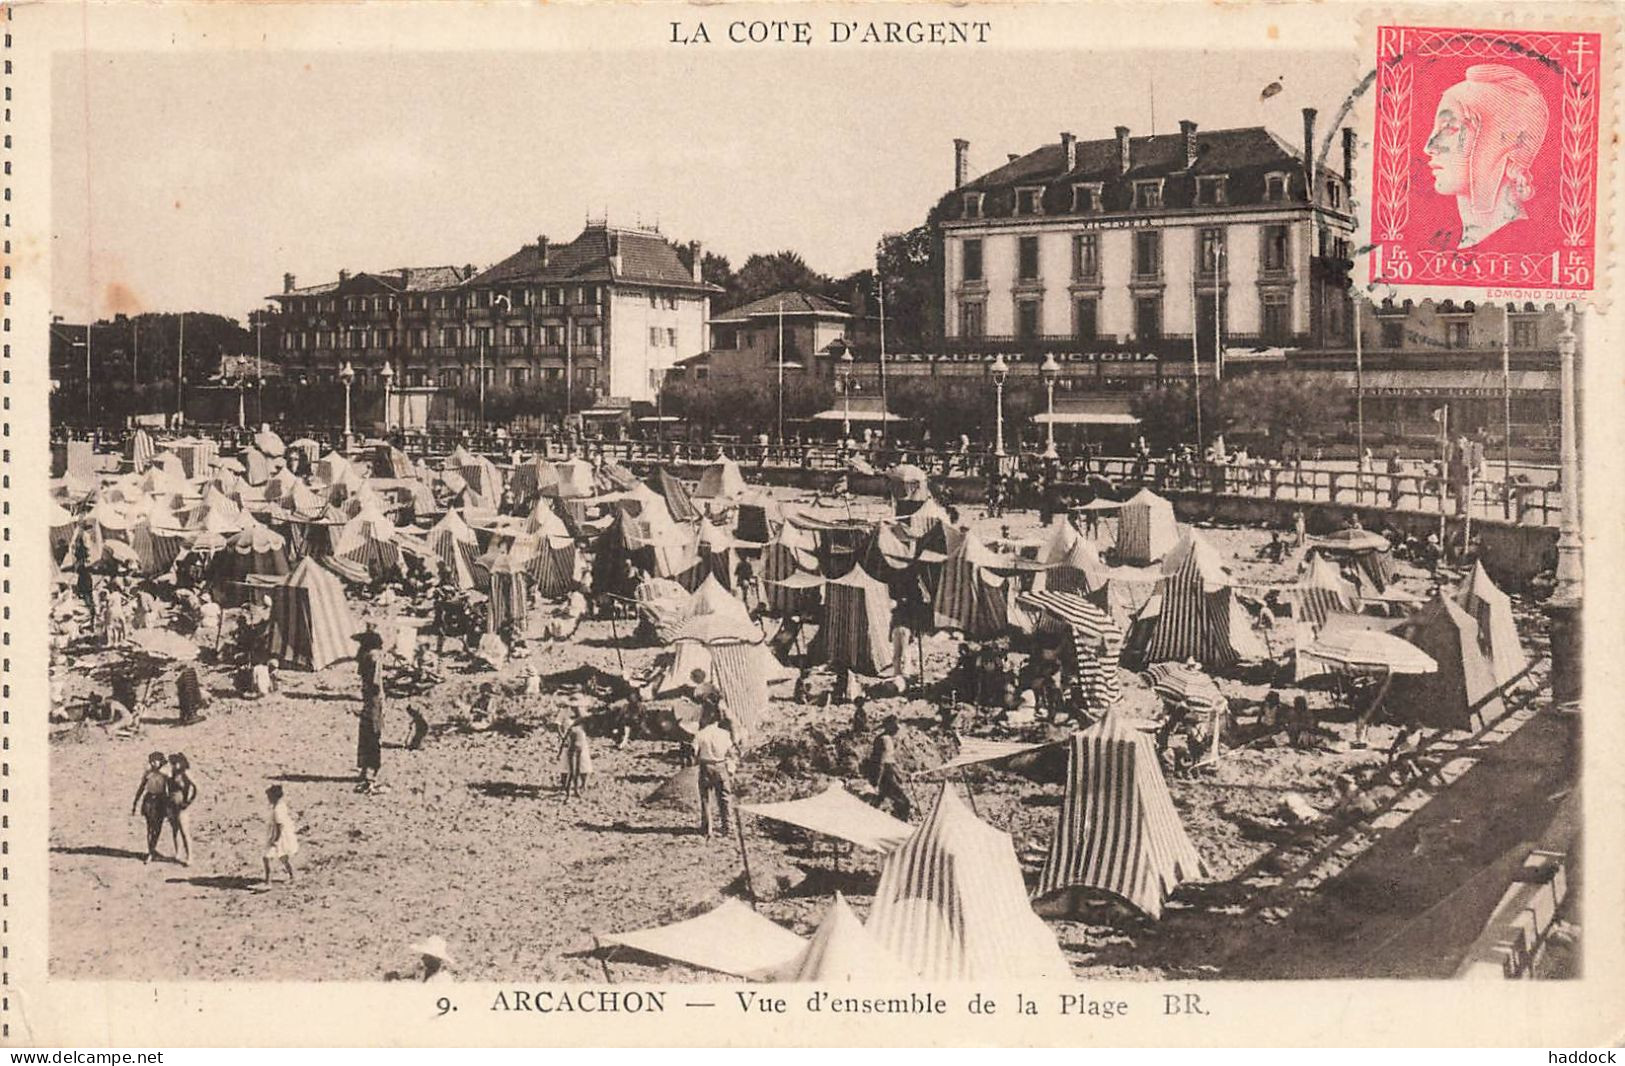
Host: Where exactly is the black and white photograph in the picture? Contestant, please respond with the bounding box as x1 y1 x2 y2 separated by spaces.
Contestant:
3 0 1618 1049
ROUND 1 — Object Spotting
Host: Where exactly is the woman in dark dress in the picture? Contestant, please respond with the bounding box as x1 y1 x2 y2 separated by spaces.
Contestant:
355 636 388 794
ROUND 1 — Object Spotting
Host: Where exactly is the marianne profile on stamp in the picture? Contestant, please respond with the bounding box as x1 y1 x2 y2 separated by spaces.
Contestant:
1425 64 1550 251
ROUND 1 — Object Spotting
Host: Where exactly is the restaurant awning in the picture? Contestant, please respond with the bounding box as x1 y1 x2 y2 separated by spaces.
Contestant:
811 409 907 423
1031 395 1140 426
1297 369 1558 396
1033 411 1141 425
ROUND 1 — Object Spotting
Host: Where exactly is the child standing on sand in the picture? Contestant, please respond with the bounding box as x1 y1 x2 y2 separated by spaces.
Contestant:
558 711 592 800
130 751 170 863
261 785 298 885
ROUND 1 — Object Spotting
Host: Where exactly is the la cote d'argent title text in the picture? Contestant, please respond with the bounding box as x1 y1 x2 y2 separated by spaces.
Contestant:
669 19 992 46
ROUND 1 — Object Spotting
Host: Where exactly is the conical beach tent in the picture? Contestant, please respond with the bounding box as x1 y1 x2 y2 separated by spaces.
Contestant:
867 785 1071 980
695 454 747 500
812 564 894 675
1115 488 1179 566
1144 530 1266 668
1390 593 1502 731
778 894 913 982
1454 562 1527 689
1037 713 1207 918
259 557 356 671
1295 551 1358 631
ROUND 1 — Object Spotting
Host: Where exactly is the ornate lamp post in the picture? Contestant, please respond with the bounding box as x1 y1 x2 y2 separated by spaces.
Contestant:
233 355 250 430
836 347 854 441
1548 306 1584 706
1040 352 1060 460
379 359 395 435
339 360 356 448
990 353 1009 458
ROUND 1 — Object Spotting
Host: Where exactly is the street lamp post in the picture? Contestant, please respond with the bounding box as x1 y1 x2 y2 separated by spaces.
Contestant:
380 360 395 435
339 361 356 448
234 355 249 430
1040 352 1059 460
837 348 854 440
1548 305 1584 707
991 353 1009 458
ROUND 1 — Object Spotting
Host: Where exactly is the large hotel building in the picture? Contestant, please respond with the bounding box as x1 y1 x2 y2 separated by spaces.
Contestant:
269 222 719 415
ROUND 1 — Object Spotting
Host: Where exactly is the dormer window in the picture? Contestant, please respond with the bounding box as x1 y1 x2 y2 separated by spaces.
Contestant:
1133 179 1164 210
963 192 984 219
1071 183 1103 214
1016 187 1045 216
1266 172 1289 202
1196 175 1228 207
1327 179 1341 208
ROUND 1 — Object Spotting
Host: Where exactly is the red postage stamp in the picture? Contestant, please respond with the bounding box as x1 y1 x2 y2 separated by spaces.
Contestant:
1370 24 1604 294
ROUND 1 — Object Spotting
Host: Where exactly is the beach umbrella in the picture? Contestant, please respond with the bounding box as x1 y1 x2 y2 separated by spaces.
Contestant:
1144 660 1226 711
1311 529 1391 553
130 629 199 662
254 428 286 458
1305 629 1437 674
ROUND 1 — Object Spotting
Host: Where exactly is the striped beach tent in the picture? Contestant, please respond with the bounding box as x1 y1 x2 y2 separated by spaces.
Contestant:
332 508 403 579
425 509 483 589
257 556 356 671
484 549 530 635
1035 520 1108 595
1115 488 1179 566
932 530 1012 637
1295 552 1358 631
1037 714 1208 919
1454 562 1527 689
867 785 1071 980
209 520 291 604
779 894 914 982
653 468 700 523
1016 590 1124 710
126 428 156 472
762 524 820 615
812 564 894 676
1144 531 1266 669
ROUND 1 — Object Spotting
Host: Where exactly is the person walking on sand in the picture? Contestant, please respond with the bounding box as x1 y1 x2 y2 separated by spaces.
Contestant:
693 710 735 838
868 716 913 821
165 752 198 867
558 710 593 801
261 785 298 885
354 629 388 794
130 751 171 863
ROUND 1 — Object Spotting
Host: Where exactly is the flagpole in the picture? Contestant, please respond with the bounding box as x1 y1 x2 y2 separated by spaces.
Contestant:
877 279 888 446
1501 303 1513 519
776 299 785 446
1213 241 1222 384
1438 404 1448 548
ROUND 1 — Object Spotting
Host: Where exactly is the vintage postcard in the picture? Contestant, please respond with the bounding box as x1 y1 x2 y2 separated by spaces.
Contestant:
2 0 1622 1049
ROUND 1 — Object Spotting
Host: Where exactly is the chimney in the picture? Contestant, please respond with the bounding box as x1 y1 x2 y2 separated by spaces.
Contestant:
688 240 703 283
1007 153 1020 164
337 269 350 285
1061 131 1077 172
1115 126 1132 174
282 273 295 293
1341 127 1356 188
398 267 411 287
606 232 621 276
1302 107 1318 193
463 264 475 280
537 236 550 269
953 138 970 188
1180 119 1198 168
